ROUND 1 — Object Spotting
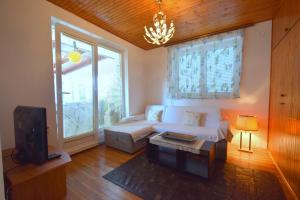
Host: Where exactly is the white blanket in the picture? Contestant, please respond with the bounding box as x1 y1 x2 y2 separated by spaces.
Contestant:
106 120 158 142
153 122 231 142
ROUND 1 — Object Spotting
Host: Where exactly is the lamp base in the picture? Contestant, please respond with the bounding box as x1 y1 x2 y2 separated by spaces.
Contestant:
239 131 253 153
238 148 253 153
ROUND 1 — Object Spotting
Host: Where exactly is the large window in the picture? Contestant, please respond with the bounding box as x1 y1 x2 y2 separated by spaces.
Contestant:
167 30 244 99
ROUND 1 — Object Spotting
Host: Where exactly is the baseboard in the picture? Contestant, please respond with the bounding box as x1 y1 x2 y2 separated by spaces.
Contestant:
66 140 100 155
268 151 299 200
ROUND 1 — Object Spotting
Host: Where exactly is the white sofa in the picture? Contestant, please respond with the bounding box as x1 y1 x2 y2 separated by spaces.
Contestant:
104 105 232 160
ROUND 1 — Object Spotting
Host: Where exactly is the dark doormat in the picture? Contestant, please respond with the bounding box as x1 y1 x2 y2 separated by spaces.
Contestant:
103 154 286 200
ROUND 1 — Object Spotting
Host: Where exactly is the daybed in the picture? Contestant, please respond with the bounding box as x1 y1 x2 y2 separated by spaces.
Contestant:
104 105 232 160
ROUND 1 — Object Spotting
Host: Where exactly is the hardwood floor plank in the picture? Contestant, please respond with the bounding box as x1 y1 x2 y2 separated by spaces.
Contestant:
65 144 291 200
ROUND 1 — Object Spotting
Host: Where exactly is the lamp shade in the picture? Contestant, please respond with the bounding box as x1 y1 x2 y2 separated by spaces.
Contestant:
236 115 258 131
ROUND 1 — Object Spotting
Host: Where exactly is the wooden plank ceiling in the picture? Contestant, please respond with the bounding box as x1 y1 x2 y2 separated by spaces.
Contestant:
48 0 280 50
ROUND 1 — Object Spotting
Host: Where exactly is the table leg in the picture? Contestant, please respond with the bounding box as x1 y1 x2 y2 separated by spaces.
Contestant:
146 143 158 162
176 150 186 170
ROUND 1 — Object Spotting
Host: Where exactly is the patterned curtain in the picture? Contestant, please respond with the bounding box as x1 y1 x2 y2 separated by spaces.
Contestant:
167 29 244 99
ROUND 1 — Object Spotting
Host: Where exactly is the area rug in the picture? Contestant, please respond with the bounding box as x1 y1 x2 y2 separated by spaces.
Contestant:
103 154 286 200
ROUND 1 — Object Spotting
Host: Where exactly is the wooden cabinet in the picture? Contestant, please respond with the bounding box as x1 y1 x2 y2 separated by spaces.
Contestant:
3 148 71 200
272 0 300 48
289 23 300 121
269 11 300 199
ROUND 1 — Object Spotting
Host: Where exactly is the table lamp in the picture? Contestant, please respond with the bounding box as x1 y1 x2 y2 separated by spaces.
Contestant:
235 115 258 153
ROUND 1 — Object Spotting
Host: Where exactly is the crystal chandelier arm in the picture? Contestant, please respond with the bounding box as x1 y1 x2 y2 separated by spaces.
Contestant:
144 26 152 38
166 22 175 36
162 23 167 36
162 26 175 44
149 27 159 39
143 35 155 44
144 26 156 40
144 26 157 44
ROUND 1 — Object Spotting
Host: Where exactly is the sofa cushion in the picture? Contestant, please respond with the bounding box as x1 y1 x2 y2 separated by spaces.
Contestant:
147 109 163 121
183 111 204 126
145 105 165 122
162 106 220 128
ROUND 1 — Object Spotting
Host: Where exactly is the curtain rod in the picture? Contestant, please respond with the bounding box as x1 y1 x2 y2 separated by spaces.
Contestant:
164 23 254 47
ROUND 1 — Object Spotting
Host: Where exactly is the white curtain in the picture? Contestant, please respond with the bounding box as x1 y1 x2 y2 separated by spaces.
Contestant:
167 29 244 99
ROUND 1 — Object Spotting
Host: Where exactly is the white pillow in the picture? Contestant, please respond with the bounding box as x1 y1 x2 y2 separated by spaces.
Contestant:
183 111 204 127
147 109 163 121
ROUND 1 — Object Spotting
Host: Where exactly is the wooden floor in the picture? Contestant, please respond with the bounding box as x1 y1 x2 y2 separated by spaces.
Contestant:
65 144 293 200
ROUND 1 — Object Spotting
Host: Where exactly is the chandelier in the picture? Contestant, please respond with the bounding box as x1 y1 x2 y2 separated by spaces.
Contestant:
144 0 175 45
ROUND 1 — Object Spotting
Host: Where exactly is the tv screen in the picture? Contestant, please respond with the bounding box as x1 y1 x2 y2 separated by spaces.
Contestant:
14 106 48 165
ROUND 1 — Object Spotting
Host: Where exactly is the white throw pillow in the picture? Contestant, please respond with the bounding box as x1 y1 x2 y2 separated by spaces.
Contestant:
183 111 204 127
147 109 163 121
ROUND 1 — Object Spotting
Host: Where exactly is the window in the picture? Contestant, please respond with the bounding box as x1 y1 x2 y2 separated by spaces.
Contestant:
97 46 123 128
167 30 244 99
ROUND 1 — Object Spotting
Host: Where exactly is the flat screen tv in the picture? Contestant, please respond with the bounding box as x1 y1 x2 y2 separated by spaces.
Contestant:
14 106 48 165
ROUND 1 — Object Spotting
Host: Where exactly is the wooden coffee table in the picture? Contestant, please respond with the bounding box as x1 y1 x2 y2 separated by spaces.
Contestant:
146 133 215 179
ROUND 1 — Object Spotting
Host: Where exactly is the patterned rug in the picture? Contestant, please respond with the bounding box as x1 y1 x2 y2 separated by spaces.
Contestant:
103 154 286 200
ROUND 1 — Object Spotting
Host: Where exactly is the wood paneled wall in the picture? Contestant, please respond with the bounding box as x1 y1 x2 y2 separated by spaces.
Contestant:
269 0 300 198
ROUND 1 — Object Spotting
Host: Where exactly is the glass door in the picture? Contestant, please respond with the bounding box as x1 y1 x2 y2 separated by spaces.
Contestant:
55 28 97 144
53 24 125 152
60 34 94 139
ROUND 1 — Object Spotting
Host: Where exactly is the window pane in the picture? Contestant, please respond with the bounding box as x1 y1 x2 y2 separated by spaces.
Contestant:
178 54 201 94
206 47 235 93
98 47 123 128
60 34 94 138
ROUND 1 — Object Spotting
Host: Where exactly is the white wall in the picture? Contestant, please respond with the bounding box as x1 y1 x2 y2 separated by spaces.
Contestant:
144 21 272 148
0 0 147 149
